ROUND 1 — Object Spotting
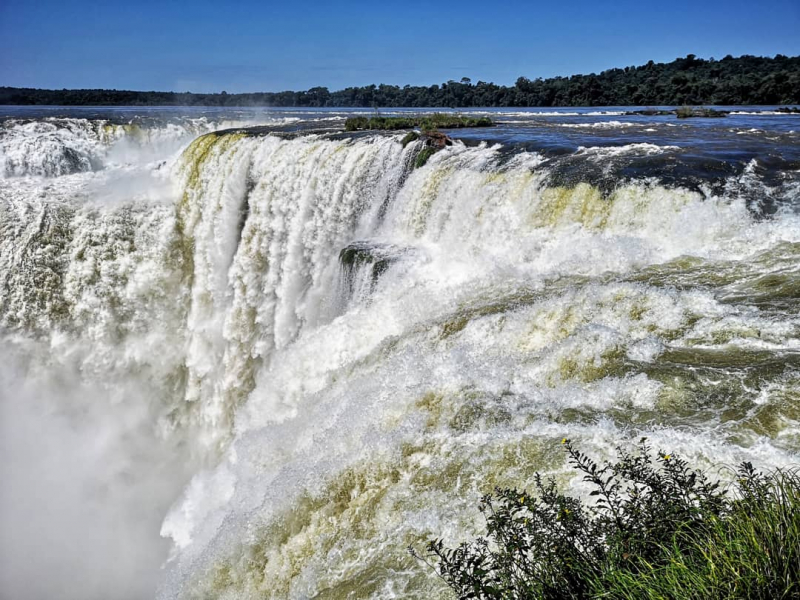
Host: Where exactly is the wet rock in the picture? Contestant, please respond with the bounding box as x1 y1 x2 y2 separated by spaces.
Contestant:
421 130 453 149
675 107 728 118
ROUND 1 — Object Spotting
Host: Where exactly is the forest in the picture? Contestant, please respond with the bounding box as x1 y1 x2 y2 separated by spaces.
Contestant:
1 54 798 107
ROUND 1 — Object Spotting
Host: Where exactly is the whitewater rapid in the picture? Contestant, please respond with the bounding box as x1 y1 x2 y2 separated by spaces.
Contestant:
1 112 798 599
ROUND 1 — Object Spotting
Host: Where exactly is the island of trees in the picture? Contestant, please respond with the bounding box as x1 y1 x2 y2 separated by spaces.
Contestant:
1 54 798 108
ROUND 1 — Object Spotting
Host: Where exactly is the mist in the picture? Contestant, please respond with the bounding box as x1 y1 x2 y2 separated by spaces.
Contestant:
0 349 193 600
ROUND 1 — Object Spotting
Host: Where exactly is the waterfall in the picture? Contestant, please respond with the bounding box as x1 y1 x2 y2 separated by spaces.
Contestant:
1 119 798 599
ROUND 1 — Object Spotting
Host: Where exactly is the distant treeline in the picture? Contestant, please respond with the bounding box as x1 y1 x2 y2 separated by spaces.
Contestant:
2 54 799 108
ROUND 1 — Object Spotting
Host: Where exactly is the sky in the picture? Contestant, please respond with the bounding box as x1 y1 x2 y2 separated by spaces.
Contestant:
1 0 799 93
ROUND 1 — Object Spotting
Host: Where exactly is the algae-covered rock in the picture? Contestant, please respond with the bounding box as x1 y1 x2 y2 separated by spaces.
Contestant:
400 131 420 148
339 241 401 283
625 109 674 116
675 106 728 118
412 131 455 168
414 147 437 169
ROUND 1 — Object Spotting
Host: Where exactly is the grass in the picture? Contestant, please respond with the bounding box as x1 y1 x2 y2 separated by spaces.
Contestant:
598 471 800 599
344 113 494 132
413 439 800 600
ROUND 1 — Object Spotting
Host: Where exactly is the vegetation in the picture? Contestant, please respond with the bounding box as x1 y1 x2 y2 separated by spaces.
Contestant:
401 131 420 148
414 439 800 599
343 114 471 168
675 106 727 118
2 54 798 107
414 147 438 169
344 114 493 131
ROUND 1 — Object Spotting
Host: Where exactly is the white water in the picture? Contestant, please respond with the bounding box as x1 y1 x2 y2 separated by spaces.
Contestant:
575 142 682 157
1 117 798 599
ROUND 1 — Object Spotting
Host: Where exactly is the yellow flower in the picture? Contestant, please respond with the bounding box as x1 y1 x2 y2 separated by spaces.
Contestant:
664 455 671 461
561 438 567 445
519 496 525 503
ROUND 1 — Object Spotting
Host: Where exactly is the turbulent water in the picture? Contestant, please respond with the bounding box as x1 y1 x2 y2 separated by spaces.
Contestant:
1 106 799 600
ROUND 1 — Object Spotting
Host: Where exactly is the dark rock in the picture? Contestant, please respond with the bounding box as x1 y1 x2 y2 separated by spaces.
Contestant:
421 131 453 149
675 107 728 118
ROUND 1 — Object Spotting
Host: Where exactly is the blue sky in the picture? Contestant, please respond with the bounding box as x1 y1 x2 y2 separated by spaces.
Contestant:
1 0 798 92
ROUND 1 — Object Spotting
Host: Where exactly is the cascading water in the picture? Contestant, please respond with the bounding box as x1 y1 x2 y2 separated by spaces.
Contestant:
0 108 798 600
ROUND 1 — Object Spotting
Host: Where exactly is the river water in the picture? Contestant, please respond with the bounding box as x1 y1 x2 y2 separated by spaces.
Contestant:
0 106 798 599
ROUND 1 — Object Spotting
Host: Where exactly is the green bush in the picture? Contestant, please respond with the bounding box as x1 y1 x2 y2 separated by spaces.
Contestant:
414 439 800 599
344 113 494 132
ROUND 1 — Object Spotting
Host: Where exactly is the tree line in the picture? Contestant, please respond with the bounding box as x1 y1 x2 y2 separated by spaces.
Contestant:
1 54 798 108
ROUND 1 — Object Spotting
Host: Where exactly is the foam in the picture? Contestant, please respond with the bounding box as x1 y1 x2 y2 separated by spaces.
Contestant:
2 125 797 599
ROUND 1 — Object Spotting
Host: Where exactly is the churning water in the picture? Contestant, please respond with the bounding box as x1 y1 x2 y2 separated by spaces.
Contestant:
1 106 798 599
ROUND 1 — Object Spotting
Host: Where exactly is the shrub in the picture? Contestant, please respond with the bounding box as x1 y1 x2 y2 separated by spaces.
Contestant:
413 439 800 599
344 114 494 132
